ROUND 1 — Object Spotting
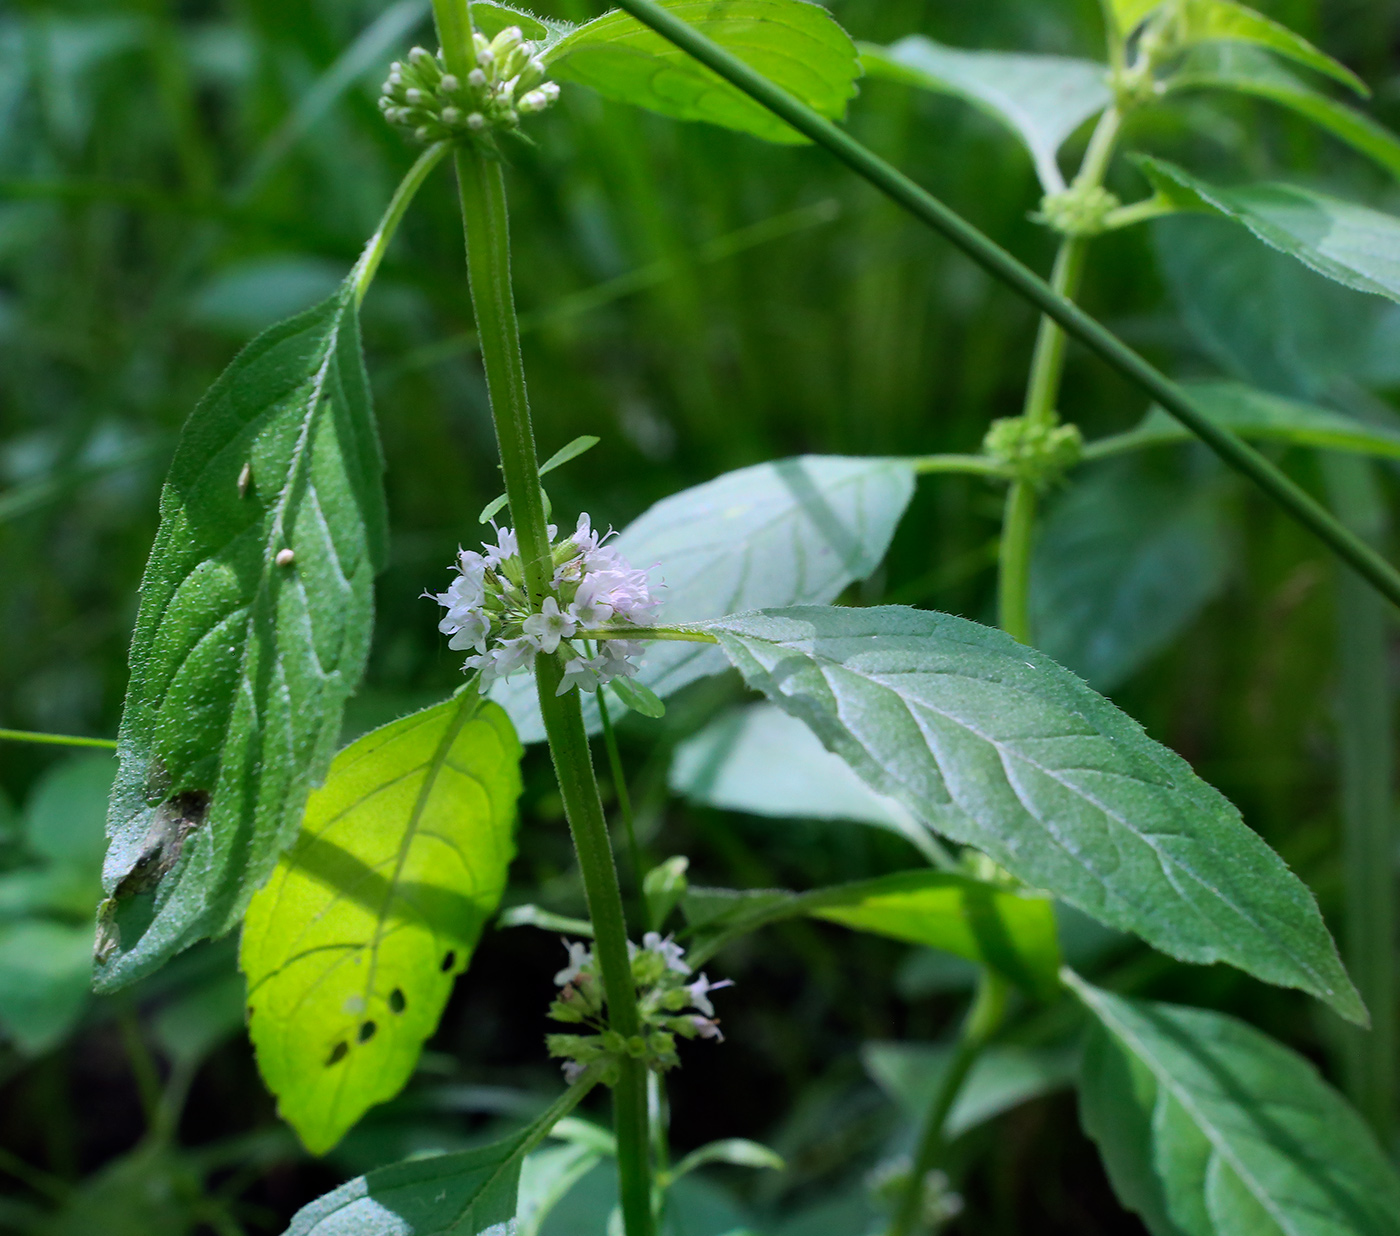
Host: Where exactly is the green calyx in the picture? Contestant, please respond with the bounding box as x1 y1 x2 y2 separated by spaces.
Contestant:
983 416 1084 488
1035 184 1123 237
378 30 560 146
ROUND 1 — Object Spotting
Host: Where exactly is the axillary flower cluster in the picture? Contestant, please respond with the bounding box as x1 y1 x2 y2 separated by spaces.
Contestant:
430 514 659 695
546 934 732 1084
378 27 560 144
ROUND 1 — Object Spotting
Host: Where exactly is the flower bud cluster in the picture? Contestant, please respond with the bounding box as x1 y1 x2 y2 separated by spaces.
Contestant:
546 933 731 1085
378 30 560 144
429 514 658 696
1036 184 1122 237
983 416 1084 489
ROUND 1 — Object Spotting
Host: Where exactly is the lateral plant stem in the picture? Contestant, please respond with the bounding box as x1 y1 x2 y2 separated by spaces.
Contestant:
0 728 117 749
352 140 450 306
596 686 646 917
888 972 1007 1236
999 105 1122 640
610 0 1400 614
431 4 653 1231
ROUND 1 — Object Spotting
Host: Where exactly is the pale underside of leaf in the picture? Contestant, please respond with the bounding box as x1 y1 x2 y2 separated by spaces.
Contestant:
99 286 387 991
703 606 1362 1021
241 694 521 1154
1074 978 1400 1236
492 455 916 742
859 37 1110 193
545 0 861 145
1137 157 1400 305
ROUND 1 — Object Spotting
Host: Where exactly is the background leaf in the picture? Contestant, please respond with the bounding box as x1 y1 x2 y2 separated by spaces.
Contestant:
97 281 387 991
863 1041 1078 1139
1167 45 1400 179
494 455 915 741
669 701 946 864
1071 975 1400 1236
683 869 1063 997
1175 0 1368 97
703 606 1363 1020
0 920 95 1055
545 0 861 146
1030 456 1232 691
241 692 521 1154
1137 157 1400 303
859 38 1110 193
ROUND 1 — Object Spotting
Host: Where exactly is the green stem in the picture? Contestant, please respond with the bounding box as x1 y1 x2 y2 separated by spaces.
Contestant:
0 729 117 749
610 0 1400 613
434 9 652 1227
997 106 1119 643
1323 455 1396 1148
352 141 451 306
597 687 646 919
910 454 1010 477
887 973 1007 1236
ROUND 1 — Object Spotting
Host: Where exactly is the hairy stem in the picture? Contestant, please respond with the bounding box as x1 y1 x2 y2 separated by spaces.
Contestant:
888 973 1007 1236
997 107 1119 642
597 687 646 921
434 9 653 1227
610 0 1400 614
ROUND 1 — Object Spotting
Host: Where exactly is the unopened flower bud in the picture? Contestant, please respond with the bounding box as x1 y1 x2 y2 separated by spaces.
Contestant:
477 47 495 68
414 125 433 142
473 31 490 56
440 73 460 93
441 106 463 125
404 87 425 105
407 46 433 68
466 111 487 131
503 45 531 78
491 26 524 57
516 57 547 92
467 68 488 89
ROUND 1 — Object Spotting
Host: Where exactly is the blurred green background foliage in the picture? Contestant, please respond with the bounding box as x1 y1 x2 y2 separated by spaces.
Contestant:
1 0 1398 1231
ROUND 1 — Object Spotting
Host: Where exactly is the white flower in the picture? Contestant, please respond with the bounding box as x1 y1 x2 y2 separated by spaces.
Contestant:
567 575 615 627
572 512 602 555
561 1059 587 1084
557 653 605 696
688 1015 724 1042
446 610 491 653
522 596 576 654
643 932 691 976
483 523 517 565
554 939 593 986
685 973 734 1018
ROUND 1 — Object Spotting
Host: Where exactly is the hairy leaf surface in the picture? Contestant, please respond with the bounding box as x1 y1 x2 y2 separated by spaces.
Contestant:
495 455 915 741
1092 381 1400 460
1169 46 1400 178
99 283 387 990
1139 158 1400 303
670 702 945 863
860 38 1110 192
1031 458 1231 691
545 0 861 145
683 869 1062 996
702 606 1362 1020
241 694 521 1154
1072 976 1400 1236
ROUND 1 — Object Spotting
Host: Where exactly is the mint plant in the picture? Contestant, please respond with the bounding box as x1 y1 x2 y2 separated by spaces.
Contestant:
6 0 1400 1233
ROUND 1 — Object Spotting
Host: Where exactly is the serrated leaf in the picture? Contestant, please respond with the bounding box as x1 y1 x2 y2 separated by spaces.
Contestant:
241 693 522 1154
1070 975 1400 1236
863 1041 1077 1137
469 1 557 44
1030 457 1231 691
682 869 1062 997
1176 0 1367 97
286 1126 530 1236
493 455 916 742
1091 380 1400 459
701 606 1363 1020
1137 157 1400 303
859 38 1110 193
98 281 387 991
545 0 861 146
1169 45 1400 178
670 701 947 865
